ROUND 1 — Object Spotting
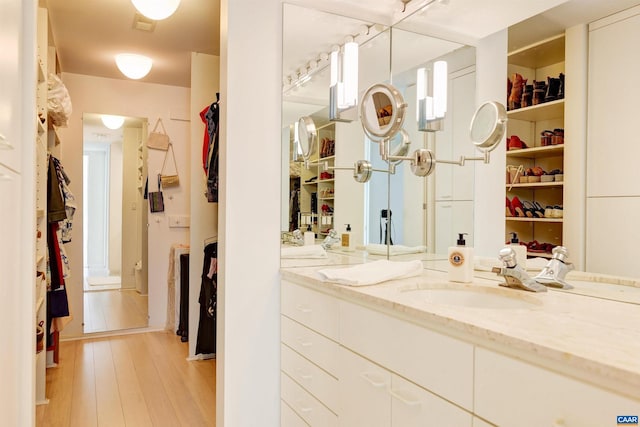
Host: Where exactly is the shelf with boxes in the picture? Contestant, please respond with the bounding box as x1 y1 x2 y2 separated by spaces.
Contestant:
505 33 566 258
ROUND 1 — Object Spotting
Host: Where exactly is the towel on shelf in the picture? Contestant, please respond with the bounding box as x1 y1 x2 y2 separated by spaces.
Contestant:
318 259 423 286
365 244 427 256
281 245 328 259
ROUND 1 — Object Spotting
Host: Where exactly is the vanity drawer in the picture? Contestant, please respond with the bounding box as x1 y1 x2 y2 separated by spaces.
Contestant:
282 280 338 340
281 315 339 375
282 372 338 427
475 347 640 427
339 300 474 410
281 343 338 412
281 400 309 427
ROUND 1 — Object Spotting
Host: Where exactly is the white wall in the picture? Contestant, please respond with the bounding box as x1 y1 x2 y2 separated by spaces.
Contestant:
122 127 142 288
189 52 220 358
218 0 281 425
108 140 123 276
473 29 508 257
58 73 191 335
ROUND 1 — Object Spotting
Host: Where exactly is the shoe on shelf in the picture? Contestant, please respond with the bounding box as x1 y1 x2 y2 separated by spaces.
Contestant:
505 197 515 217
511 196 526 217
507 135 528 150
551 128 564 145
522 200 544 218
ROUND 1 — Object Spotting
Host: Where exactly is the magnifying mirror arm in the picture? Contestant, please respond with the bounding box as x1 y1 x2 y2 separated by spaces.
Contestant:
435 151 490 166
327 164 389 174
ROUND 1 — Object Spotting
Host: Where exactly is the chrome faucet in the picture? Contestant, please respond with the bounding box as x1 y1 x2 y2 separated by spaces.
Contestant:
492 247 547 292
321 229 340 250
533 246 574 289
282 229 305 246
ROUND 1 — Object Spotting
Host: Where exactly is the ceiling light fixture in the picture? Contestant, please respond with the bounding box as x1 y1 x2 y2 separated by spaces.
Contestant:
131 0 180 21
115 53 153 79
101 115 125 130
417 60 448 132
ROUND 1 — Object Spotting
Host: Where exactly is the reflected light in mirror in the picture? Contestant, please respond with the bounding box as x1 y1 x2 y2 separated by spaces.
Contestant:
131 0 180 21
115 53 153 80
342 40 359 108
101 115 125 130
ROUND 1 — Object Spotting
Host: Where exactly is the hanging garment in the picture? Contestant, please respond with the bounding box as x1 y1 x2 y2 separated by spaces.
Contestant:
51 156 76 243
47 156 66 223
196 242 217 355
200 96 220 203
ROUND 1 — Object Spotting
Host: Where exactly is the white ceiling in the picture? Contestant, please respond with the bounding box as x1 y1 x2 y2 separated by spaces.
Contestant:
45 0 219 87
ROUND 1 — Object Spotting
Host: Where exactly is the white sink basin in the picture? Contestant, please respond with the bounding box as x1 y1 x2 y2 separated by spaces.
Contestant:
394 287 538 310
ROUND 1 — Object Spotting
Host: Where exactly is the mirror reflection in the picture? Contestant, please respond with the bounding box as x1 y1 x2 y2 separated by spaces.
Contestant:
82 113 148 333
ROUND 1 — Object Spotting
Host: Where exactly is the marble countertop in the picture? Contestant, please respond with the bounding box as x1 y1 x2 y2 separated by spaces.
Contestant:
281 259 640 400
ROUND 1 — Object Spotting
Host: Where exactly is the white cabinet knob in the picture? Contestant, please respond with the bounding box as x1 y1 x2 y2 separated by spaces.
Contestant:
389 389 421 406
359 371 386 388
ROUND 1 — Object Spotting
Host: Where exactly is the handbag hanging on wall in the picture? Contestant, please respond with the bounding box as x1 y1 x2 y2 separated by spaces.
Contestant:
148 174 165 213
147 118 171 151
160 143 180 187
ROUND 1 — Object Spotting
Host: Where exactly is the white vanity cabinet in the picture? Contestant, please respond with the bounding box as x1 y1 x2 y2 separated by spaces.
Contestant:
475 347 640 427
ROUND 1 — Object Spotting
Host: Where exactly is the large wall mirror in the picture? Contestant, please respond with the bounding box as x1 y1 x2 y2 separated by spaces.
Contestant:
82 113 149 333
281 3 477 260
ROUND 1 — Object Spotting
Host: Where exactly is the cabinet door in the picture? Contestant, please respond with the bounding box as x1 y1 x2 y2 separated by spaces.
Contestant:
338 347 391 427
0 0 23 172
391 374 472 427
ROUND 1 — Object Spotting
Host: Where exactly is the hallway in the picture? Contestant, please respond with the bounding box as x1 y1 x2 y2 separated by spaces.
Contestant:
36 332 216 426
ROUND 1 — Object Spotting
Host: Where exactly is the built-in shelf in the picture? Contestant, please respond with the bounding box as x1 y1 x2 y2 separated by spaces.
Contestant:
37 209 45 218
508 34 565 68
318 178 334 183
37 117 46 134
36 254 44 264
319 196 334 200
36 295 45 312
507 99 564 122
506 217 564 223
319 155 335 161
506 182 563 189
37 58 46 83
302 181 317 186
506 144 564 159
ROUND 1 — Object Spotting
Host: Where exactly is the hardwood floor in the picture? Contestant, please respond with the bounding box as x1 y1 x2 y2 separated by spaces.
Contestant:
84 290 149 333
36 332 216 427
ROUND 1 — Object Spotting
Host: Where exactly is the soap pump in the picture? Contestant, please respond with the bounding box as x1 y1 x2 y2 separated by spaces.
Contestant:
448 233 474 283
341 224 353 251
304 224 315 246
508 232 527 269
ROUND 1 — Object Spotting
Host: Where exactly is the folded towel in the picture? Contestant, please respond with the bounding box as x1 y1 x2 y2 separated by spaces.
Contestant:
318 259 423 286
281 245 328 259
365 244 427 256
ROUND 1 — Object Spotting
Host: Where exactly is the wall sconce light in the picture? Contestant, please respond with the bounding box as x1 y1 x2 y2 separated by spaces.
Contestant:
101 115 125 130
329 38 359 122
417 60 447 131
131 0 180 21
115 53 153 80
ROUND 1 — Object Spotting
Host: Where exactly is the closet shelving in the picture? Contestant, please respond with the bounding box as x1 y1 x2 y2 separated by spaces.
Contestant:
506 33 566 259
298 122 336 237
35 7 49 405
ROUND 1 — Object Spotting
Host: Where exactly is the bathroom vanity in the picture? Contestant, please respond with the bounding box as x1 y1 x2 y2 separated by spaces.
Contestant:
280 257 640 426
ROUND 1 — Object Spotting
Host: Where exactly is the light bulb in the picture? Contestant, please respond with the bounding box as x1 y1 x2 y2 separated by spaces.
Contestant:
131 0 180 20
101 115 125 130
115 53 153 79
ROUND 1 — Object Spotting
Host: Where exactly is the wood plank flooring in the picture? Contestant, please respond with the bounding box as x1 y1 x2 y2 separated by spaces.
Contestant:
36 332 216 427
84 290 149 333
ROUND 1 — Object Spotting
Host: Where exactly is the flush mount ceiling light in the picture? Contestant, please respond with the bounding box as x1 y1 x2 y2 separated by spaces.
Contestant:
131 0 180 20
115 53 153 79
101 115 125 130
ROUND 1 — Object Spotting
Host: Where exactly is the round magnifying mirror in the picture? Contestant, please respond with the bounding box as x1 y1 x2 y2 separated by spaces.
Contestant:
296 116 317 160
386 128 411 165
359 83 407 142
469 101 507 152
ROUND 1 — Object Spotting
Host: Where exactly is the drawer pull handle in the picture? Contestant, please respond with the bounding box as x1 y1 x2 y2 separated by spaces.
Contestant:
359 372 386 388
295 304 312 313
389 389 421 407
295 400 313 414
295 368 312 381
0 133 13 150
295 337 313 347
0 173 13 181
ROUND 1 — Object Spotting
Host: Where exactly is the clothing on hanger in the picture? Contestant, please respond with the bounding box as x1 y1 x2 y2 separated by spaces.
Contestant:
196 241 217 355
200 97 220 203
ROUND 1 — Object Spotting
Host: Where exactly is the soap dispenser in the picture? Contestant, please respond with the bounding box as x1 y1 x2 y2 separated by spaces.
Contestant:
448 233 474 283
508 232 527 269
304 225 315 246
341 224 353 251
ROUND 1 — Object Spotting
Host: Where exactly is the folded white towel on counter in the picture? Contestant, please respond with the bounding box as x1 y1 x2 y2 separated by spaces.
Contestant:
365 244 427 256
281 245 328 259
318 259 423 286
